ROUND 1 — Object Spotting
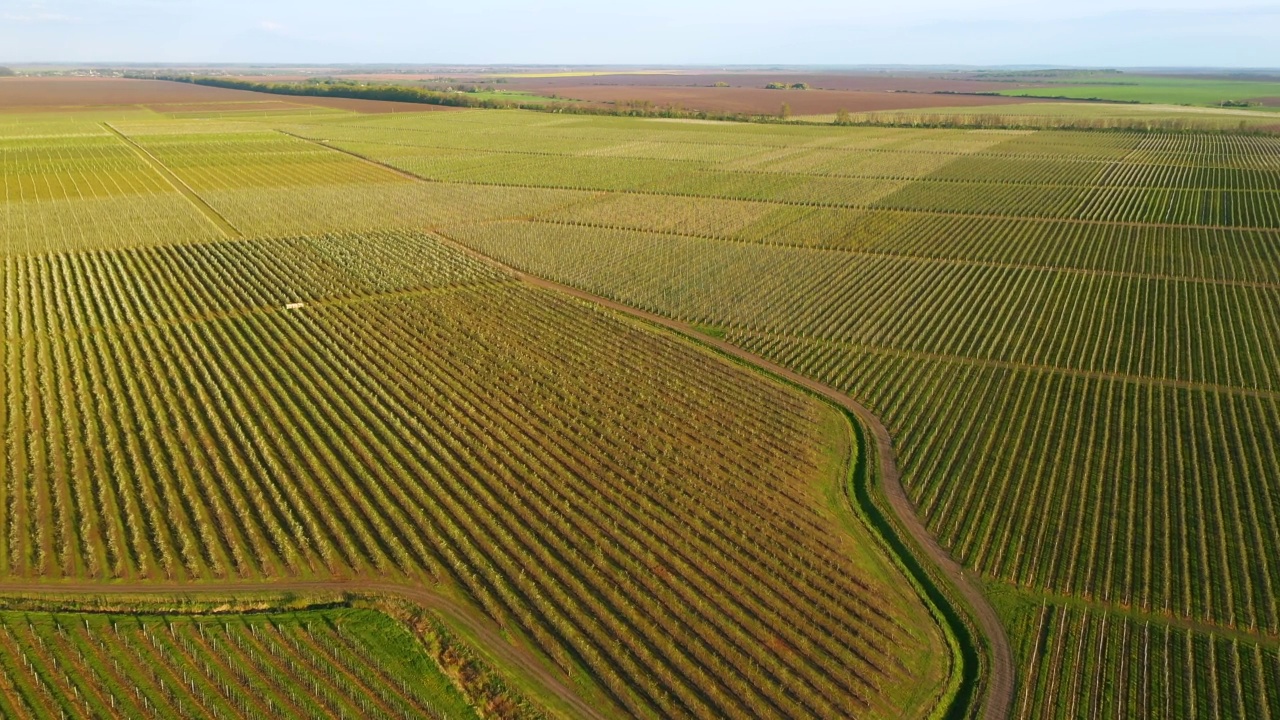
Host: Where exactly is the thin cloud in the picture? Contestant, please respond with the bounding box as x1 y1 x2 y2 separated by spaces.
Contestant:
1 11 78 21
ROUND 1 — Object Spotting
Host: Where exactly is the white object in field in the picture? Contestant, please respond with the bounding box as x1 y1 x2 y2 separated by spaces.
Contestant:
285 302 306 310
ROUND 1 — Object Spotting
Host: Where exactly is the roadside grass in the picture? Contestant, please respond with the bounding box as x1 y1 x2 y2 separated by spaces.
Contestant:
999 75 1280 108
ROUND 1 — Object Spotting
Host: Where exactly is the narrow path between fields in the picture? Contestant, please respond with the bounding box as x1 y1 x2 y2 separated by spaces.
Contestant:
102 123 244 239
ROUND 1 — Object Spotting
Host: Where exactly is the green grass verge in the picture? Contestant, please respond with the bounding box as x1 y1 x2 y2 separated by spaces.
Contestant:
999 76 1280 109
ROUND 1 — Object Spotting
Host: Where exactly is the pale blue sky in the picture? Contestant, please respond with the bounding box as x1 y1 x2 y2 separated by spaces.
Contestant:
1 0 1277 67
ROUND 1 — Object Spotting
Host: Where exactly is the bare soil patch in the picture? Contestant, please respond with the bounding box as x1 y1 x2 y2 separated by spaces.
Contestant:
0 77 284 110
0 77 459 114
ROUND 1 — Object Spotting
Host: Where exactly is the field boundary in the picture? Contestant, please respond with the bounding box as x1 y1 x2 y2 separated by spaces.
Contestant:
279 129 1279 191
520 217 1280 292
276 130 1280 234
724 329 1280 401
101 122 244 239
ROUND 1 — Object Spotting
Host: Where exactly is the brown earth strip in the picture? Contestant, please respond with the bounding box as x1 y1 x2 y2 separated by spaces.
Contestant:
0 77 459 114
506 72 1040 93
0 77 289 109
275 95 464 113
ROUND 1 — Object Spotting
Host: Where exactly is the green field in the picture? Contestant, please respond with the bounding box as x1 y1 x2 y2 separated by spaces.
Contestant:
1000 74 1280 109
3 83 1280 718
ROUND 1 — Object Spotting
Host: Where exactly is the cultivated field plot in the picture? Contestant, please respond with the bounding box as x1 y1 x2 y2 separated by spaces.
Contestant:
2 105 950 718
0 125 223 254
0 607 472 719
1006 600 1280 720
268 109 1280 717
104 122 592 237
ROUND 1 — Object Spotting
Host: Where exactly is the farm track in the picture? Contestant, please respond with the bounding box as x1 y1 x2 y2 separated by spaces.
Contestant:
101 123 244 239
527 218 1280 292
3 280 506 347
1008 582 1280 647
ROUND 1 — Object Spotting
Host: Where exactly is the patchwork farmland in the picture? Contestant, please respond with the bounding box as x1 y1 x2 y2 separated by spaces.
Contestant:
1 75 1279 718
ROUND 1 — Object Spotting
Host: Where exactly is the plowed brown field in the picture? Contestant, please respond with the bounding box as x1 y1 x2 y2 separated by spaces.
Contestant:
523 84 1055 115
511 72 1033 93
0 77 456 113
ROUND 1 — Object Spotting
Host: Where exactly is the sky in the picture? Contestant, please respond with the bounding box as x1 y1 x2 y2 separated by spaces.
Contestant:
1 0 1277 67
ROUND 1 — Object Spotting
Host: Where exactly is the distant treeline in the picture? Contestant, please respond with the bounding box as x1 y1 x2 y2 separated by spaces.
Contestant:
139 74 533 109
136 75 1275 135
137 74 798 122
0 67 16 77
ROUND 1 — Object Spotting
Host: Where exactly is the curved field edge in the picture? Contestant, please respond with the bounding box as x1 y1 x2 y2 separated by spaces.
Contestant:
434 228 991 718
0 591 515 719
625 321 958 718
450 245 975 717
677 329 981 719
